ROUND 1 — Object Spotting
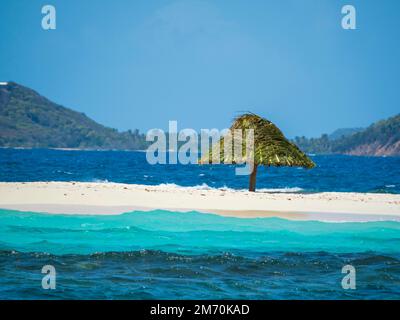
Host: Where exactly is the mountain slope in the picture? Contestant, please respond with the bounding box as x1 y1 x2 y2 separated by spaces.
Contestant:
294 114 400 156
0 82 147 149
333 114 400 156
328 127 364 140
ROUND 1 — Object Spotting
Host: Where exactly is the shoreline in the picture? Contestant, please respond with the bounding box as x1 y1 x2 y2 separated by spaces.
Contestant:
1 146 400 158
0 146 146 152
1 182 400 222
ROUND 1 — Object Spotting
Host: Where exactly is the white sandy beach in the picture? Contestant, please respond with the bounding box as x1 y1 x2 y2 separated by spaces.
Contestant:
0 182 399 222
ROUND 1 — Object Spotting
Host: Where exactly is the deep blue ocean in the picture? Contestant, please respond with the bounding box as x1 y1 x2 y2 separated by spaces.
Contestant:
0 148 399 299
1 148 399 193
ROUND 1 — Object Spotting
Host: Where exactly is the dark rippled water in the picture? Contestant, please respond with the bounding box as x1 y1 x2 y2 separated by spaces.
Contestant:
1 250 399 300
0 148 399 299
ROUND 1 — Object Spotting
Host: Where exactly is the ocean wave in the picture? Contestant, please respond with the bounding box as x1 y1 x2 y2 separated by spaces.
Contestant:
2 249 398 266
90 178 109 183
69 179 304 193
256 187 304 193
154 183 304 193
156 183 215 190
55 170 73 175
1 209 400 256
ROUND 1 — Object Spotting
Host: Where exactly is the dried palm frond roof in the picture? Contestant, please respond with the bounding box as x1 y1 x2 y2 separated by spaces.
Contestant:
201 113 315 168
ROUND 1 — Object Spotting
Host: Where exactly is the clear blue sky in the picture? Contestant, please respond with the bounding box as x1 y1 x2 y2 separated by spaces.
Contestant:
1 0 399 137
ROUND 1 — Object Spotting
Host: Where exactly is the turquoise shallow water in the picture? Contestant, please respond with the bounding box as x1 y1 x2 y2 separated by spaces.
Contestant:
1 209 400 255
1 209 400 299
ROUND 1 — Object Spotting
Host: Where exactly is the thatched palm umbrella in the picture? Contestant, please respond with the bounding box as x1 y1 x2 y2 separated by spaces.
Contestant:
200 113 315 192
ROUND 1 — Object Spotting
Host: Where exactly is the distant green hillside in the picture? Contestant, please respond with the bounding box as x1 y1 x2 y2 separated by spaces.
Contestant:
0 82 147 149
294 114 400 156
1 82 399 156
328 127 364 140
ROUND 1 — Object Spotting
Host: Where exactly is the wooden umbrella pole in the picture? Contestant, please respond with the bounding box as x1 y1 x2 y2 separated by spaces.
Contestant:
248 164 258 192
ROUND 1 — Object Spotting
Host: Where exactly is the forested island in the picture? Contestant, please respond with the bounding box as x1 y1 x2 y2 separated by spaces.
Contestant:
293 114 400 156
0 82 147 150
1 82 399 156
